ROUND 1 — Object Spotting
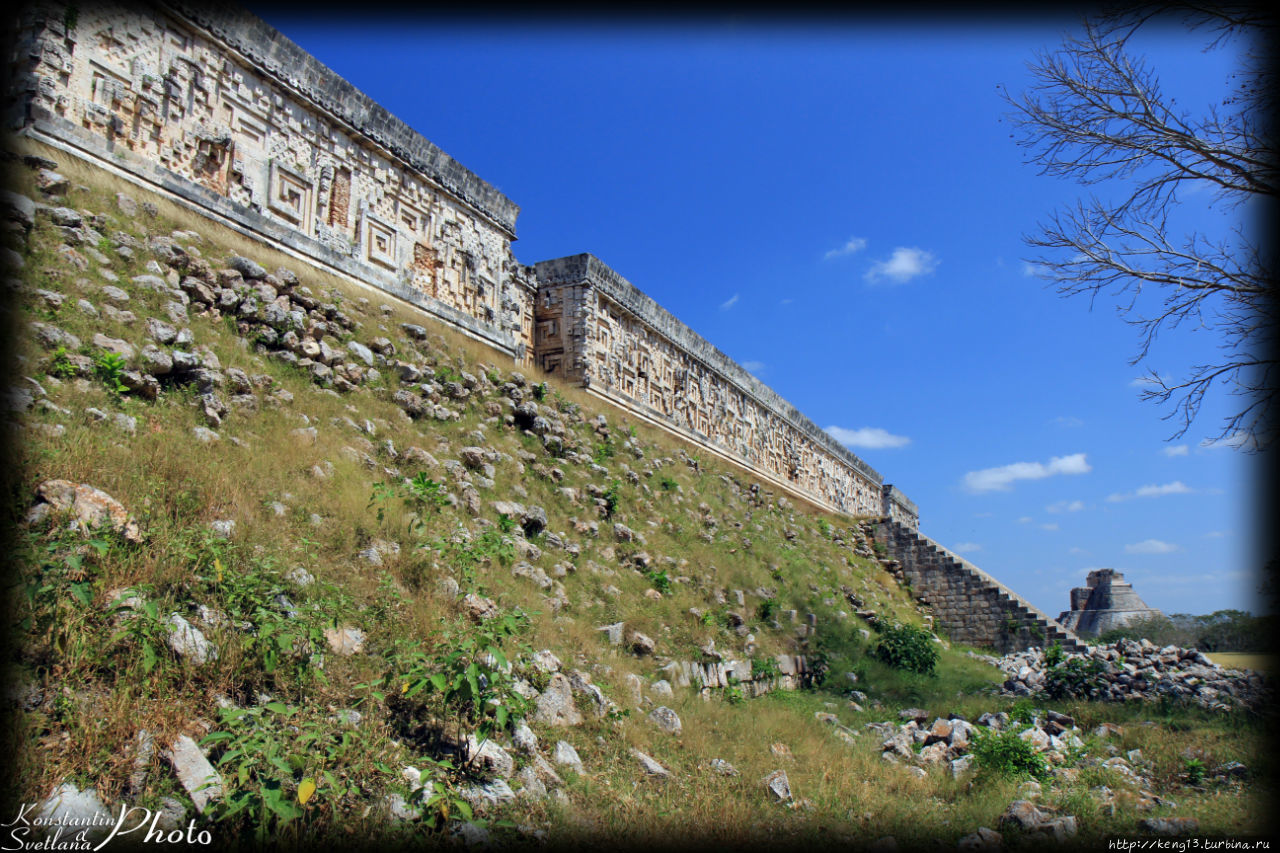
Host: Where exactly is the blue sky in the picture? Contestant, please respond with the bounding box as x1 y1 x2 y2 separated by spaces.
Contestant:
252 10 1262 619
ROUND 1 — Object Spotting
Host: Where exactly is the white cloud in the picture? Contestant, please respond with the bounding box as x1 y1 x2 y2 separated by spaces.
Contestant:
1162 445 1189 457
961 453 1091 494
1017 516 1033 524
1052 416 1084 428
1204 530 1228 538
1124 539 1181 555
1200 432 1258 451
719 293 740 311
864 247 939 284
1107 481 1193 502
741 361 764 374
1022 262 1047 278
1069 547 1089 555
952 542 982 554
824 236 868 260
1040 523 1060 531
1046 500 1085 513
825 425 911 449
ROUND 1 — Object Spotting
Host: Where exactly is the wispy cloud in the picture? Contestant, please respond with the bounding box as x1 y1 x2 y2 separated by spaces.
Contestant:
1046 500 1085 513
952 542 982 554
719 293 739 311
1069 546 1089 555
824 236 868 260
961 453 1091 494
1017 516 1033 524
1204 530 1228 538
1040 523 1060 531
864 247 938 285
1022 262 1047 278
1162 445 1189 457
1201 432 1258 451
1052 416 1084 428
825 425 911 450
741 361 764 374
1107 481 1193 502
1124 539 1181 555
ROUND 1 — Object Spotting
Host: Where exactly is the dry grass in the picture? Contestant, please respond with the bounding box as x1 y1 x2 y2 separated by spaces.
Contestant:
3 140 1273 849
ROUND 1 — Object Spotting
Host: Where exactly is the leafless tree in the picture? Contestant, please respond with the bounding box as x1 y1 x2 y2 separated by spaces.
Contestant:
1006 4 1276 451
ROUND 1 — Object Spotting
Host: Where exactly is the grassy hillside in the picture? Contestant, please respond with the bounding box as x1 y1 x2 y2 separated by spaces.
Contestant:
1 142 1273 850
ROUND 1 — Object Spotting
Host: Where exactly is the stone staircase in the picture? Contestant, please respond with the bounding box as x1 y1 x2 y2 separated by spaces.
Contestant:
874 519 1087 654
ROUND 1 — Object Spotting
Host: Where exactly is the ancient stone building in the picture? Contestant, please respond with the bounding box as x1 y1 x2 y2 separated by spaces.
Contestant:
1058 569 1164 637
6 0 917 529
9 0 537 360
534 254 885 518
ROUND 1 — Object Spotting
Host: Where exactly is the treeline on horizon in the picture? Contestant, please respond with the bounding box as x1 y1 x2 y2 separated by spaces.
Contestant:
1095 609 1275 653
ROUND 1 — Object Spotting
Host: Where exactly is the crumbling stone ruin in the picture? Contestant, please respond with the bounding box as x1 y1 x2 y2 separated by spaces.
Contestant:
9 0 1086 651
7 0 919 527
1058 569 1165 637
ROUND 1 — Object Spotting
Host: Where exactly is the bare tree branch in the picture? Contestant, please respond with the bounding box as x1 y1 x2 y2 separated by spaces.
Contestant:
1007 3 1277 450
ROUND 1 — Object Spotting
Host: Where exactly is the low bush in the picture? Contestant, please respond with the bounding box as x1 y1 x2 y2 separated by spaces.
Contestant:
970 727 1050 780
873 623 938 675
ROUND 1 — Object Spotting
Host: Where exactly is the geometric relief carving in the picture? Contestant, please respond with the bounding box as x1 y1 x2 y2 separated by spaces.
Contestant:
363 214 397 270
268 160 314 235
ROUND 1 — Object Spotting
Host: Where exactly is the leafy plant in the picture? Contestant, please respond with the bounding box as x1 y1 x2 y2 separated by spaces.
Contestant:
414 771 475 832
645 570 672 594
872 623 939 675
602 481 620 520
593 438 616 464
1008 698 1038 725
751 655 781 679
1044 641 1064 668
657 475 679 492
970 728 1050 781
370 472 448 540
1043 655 1105 700
756 598 780 623
94 351 128 394
49 347 77 379
1184 757 1207 785
201 701 373 841
531 382 548 402
386 606 532 739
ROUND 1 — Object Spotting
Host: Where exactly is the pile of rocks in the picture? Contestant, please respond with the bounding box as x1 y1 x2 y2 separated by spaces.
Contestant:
990 638 1270 710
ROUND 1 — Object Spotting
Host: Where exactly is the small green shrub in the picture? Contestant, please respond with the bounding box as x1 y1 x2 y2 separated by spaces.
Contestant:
94 351 128 394
602 481 620 519
1043 655 1105 700
1184 757 1207 785
49 347 77 379
970 727 1050 780
872 623 938 675
756 598 780 623
657 475 679 492
531 382 548 402
645 570 672 594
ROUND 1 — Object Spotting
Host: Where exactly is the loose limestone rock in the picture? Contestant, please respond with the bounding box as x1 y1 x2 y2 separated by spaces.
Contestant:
533 673 583 727
763 769 792 802
34 480 142 543
166 613 216 664
552 741 584 774
632 750 671 779
166 734 224 814
648 706 682 735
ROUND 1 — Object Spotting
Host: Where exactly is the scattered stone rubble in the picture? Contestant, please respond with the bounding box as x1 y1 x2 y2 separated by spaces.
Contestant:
989 638 1271 710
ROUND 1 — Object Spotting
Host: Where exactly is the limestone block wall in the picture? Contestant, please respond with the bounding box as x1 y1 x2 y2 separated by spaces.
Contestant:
874 520 1085 653
534 253 888 520
8 0 536 359
881 484 919 529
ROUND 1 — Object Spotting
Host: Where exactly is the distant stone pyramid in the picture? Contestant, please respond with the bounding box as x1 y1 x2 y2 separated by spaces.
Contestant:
1058 569 1165 637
